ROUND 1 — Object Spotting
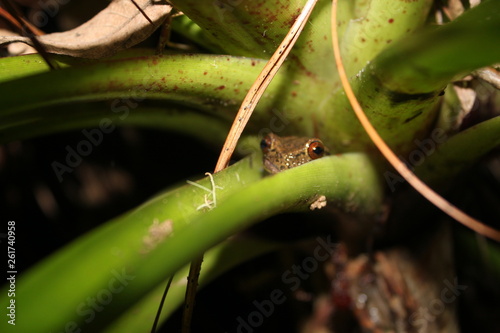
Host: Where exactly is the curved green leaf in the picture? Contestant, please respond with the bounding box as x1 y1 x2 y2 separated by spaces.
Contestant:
340 0 433 76
0 102 229 144
415 115 500 185
104 238 281 333
0 152 383 332
371 0 500 94
0 54 265 115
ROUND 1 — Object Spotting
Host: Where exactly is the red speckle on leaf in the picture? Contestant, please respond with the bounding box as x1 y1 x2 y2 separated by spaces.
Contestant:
203 71 208 75
283 12 300 28
388 18 394 23
361 38 366 43
216 85 226 90
306 40 315 52
251 60 256 66
291 91 297 97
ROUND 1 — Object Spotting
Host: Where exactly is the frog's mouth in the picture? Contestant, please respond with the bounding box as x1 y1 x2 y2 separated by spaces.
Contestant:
263 159 282 174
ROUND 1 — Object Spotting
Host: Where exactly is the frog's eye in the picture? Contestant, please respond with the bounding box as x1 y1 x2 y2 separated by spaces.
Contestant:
260 136 272 153
307 141 326 159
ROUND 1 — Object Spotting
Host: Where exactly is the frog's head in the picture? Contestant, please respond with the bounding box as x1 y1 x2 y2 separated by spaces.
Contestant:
260 133 328 174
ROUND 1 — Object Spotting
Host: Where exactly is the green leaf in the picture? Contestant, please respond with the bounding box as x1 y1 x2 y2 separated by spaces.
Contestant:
339 0 433 76
415 115 500 185
0 152 383 332
103 238 281 332
371 0 500 94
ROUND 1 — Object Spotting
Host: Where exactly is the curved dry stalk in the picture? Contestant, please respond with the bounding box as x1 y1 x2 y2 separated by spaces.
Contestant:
330 0 500 242
0 0 55 68
179 1 320 332
0 6 44 35
213 0 319 173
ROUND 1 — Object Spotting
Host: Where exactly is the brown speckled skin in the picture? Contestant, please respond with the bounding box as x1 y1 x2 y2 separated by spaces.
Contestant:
261 133 329 174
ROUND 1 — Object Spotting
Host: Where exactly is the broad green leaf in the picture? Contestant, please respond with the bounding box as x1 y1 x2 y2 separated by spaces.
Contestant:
0 152 383 332
371 0 500 94
415 115 500 185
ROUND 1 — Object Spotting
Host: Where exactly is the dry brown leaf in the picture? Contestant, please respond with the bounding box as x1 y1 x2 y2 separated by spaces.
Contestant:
442 0 464 20
328 226 458 333
474 67 500 90
0 0 172 58
452 84 477 129
0 28 37 55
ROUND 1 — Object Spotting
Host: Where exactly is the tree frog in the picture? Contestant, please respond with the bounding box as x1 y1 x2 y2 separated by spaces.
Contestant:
260 133 329 174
